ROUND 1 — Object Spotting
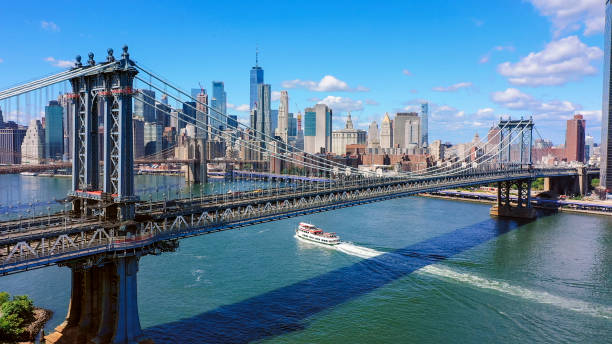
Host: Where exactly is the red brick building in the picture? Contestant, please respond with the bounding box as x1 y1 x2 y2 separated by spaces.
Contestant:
565 114 586 163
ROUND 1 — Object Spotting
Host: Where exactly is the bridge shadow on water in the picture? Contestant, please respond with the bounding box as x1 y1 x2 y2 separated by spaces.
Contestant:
144 217 529 343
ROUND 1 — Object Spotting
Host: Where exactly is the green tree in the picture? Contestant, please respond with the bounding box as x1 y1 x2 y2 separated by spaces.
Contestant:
0 292 9 306
0 313 26 339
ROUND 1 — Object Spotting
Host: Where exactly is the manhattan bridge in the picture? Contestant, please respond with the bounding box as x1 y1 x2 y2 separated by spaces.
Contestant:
0 47 597 343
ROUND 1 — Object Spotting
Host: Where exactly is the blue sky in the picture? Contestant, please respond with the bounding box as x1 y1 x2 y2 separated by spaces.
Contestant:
0 0 605 144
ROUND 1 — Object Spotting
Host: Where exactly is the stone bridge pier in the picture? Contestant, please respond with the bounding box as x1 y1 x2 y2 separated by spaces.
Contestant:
490 179 536 219
45 255 152 344
543 168 589 196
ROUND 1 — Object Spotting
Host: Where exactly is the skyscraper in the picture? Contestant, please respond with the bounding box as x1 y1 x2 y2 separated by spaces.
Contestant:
155 100 171 128
211 81 227 131
0 126 26 164
288 112 297 137
196 90 209 139
420 102 429 148
134 90 156 122
22 119 45 164
250 49 264 112
303 104 332 154
602 0 612 189
45 100 64 160
393 112 420 149
255 84 271 143
368 121 380 148
182 101 197 128
565 114 586 163
58 94 74 161
380 113 393 148
132 118 145 158
275 90 289 143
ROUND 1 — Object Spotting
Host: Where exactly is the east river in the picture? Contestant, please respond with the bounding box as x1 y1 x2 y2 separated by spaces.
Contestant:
0 174 610 343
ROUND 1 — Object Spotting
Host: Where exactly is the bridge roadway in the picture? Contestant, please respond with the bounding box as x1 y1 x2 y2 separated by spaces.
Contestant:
0 167 582 275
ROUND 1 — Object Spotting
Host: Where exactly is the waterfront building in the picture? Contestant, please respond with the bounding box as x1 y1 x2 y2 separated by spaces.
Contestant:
250 49 264 112
332 112 367 155
0 126 27 164
565 114 586 163
134 89 156 122
275 90 289 143
0 106 3 128
132 118 145 158
211 81 227 131
602 0 612 188
368 121 380 148
380 113 393 149
21 119 45 164
304 104 332 154
420 102 429 147
45 100 63 160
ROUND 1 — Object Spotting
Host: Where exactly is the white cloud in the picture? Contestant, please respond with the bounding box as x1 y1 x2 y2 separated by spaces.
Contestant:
475 108 496 119
402 69 412 76
497 36 602 87
432 82 473 92
580 110 602 122
271 91 281 101
227 103 250 112
365 99 379 105
479 46 514 64
491 88 582 120
41 21 60 32
281 75 369 92
0 58 3 63
317 96 364 112
527 0 604 36
44 57 73 68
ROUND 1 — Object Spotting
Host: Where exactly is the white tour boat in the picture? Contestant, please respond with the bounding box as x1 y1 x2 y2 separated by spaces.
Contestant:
295 222 340 246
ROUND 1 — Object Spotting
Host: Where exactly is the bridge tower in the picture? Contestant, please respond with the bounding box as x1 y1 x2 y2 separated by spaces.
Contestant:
491 117 536 219
46 46 151 344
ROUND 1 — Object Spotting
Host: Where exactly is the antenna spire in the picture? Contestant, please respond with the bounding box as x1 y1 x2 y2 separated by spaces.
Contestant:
256 45 259 67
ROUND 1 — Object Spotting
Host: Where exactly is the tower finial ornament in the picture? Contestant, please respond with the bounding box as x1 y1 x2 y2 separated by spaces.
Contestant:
75 55 82 68
107 48 115 62
87 52 95 66
122 45 129 60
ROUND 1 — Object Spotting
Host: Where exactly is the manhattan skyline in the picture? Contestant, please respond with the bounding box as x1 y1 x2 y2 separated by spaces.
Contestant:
0 0 605 144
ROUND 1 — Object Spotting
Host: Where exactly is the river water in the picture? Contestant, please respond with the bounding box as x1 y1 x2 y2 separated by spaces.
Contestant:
0 175 610 343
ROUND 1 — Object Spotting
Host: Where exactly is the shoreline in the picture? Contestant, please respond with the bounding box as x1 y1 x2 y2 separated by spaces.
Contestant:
419 192 612 217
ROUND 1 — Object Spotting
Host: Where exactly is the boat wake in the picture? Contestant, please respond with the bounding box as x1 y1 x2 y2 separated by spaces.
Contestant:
330 241 612 319
335 242 385 259
417 265 612 320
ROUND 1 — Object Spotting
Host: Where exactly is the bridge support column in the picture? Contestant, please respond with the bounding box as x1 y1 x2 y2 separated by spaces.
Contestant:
490 179 536 219
46 256 150 344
